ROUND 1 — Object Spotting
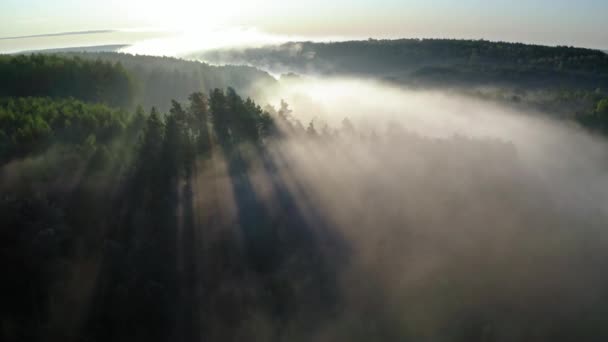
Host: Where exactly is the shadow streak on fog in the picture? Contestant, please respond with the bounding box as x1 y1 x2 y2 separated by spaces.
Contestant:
4 74 608 340
234 76 608 340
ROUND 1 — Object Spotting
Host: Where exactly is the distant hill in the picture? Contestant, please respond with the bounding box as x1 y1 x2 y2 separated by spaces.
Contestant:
5 51 277 112
61 52 277 111
15 44 129 54
192 39 608 91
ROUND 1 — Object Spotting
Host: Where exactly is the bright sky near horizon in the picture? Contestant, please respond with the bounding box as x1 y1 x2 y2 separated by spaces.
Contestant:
1 0 607 53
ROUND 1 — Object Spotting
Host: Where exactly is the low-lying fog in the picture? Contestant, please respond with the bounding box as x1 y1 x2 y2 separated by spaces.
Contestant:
261 76 608 197
227 76 608 339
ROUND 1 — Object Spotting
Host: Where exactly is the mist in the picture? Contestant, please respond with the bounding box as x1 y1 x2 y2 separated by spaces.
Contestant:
223 76 608 339
116 28 354 58
3 46 608 341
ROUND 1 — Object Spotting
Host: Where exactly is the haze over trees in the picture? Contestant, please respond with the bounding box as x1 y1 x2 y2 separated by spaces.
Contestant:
58 52 277 112
194 39 608 90
2 42 608 342
195 39 608 133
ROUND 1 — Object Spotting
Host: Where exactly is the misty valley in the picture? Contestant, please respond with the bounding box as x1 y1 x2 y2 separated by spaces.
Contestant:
2 40 608 342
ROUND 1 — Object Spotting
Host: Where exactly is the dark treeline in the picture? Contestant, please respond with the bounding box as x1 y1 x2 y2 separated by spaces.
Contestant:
197 39 608 134
0 55 136 108
0 53 276 113
4 47 608 136
194 39 608 88
59 52 277 112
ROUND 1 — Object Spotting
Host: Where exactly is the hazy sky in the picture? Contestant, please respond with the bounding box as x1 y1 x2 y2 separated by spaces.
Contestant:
1 0 607 52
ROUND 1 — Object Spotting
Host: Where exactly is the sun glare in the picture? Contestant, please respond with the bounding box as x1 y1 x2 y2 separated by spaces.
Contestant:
122 0 238 31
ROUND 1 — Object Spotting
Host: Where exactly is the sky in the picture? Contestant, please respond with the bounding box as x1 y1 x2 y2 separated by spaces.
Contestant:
1 0 607 54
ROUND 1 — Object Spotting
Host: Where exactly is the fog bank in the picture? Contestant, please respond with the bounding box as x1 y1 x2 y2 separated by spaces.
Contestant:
235 77 608 339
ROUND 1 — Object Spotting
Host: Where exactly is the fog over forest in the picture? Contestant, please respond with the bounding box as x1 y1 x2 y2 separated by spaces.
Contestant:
2 14 608 342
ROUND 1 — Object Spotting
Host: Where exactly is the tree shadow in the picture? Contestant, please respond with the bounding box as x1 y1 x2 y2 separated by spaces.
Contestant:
216 130 350 339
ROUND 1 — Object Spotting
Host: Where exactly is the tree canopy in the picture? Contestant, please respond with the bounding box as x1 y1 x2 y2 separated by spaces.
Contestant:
0 54 136 108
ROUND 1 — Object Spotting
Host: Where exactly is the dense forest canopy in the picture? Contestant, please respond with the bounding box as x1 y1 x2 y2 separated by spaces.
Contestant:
58 52 277 112
0 97 129 163
0 54 136 108
0 52 277 113
194 39 608 88
194 39 608 134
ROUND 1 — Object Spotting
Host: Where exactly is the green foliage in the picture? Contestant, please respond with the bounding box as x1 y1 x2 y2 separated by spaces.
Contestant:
597 98 608 115
210 87 270 146
197 39 608 91
0 97 129 162
188 92 211 154
57 52 277 112
0 54 136 107
196 39 608 135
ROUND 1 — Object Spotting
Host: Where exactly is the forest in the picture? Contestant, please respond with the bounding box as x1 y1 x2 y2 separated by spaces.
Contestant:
0 54 135 108
2 44 608 342
58 52 277 112
195 39 608 132
194 39 608 88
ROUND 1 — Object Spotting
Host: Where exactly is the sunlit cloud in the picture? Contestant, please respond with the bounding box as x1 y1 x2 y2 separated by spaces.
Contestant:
120 27 349 57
